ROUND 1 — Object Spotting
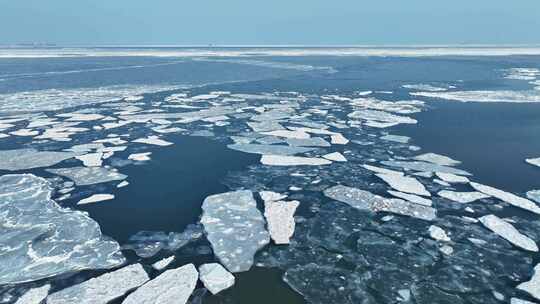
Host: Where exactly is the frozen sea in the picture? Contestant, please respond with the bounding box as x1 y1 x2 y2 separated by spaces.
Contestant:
1 47 540 304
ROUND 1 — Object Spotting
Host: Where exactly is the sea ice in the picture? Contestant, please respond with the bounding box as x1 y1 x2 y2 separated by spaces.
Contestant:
0 174 125 285
77 194 115 205
261 155 332 166
286 137 331 147
517 263 540 301
46 167 127 186
437 190 489 203
428 225 451 242
247 121 284 132
9 129 39 136
128 152 152 161
122 264 198 304
264 200 300 244
414 153 461 166
388 190 432 206
0 149 79 171
403 84 449 92
46 264 149 304
198 263 235 295
381 134 410 143
133 136 173 146
362 164 404 175
75 152 103 167
526 190 540 203
479 214 538 252
411 90 540 103
435 172 469 183
376 173 431 196
322 152 347 162
227 143 314 156
14 285 50 304
526 157 540 168
261 130 310 139
470 182 540 214
200 191 270 272
330 133 349 145
348 109 417 126
152 256 175 271
259 191 287 202
381 160 471 176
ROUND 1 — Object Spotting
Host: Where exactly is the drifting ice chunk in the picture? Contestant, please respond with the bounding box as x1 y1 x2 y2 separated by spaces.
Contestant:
264 200 300 244
470 182 540 214
414 153 461 166
322 152 347 162
201 191 270 272
261 130 310 139
198 263 235 295
59 113 105 121
382 160 471 176
76 152 103 167
10 129 39 136
429 225 451 242
286 137 330 147
122 264 198 304
437 190 489 204
526 157 540 168
348 109 417 125
259 191 287 202
330 133 349 145
247 121 284 132
15 285 50 304
47 264 149 304
77 194 115 205
511 298 536 304
128 152 152 161
363 164 404 176
517 263 540 301
324 185 436 221
376 173 431 197
133 136 173 146
0 174 125 285
227 143 314 156
435 172 469 183
46 167 127 186
261 155 332 166
527 190 540 203
479 214 538 252
388 190 432 206
152 256 175 271
381 134 410 143
403 84 449 91
0 149 78 171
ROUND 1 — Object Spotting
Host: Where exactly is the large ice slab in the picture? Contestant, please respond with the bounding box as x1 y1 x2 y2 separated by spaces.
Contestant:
198 263 235 295
201 191 270 272
348 109 417 126
388 190 432 206
285 137 331 147
261 155 332 166
47 264 149 304
517 263 540 300
227 143 314 156
323 185 436 221
15 285 50 304
46 167 127 186
0 149 78 171
414 153 461 166
0 174 125 285
376 173 431 197
264 200 300 244
122 264 198 304
381 160 471 176
411 90 540 103
479 214 538 252
435 172 470 183
437 190 489 203
470 182 540 214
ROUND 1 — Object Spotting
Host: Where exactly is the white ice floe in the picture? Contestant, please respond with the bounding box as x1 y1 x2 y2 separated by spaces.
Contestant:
128 152 152 161
0 174 125 285
286 137 331 147
414 153 461 166
14 285 50 304
247 121 284 132
152 256 175 271
58 113 105 122
201 191 270 272
259 191 288 202
228 143 314 156
470 182 540 214
264 200 300 244
323 152 347 162
348 109 417 127
388 190 432 206
77 194 115 205
198 263 236 295
435 172 470 183
117 180 129 188
517 263 540 301
479 214 538 252
376 173 431 197
381 134 410 144
123 264 198 304
261 129 310 139
362 164 404 176
324 185 437 221
526 157 540 168
429 225 451 242
411 90 540 103
9 129 39 136
330 133 349 145
261 155 332 166
511 298 536 304
0 148 79 171
133 135 173 146
437 190 490 204
403 84 449 92
47 264 149 304
46 166 127 186
382 160 471 176
75 152 103 167
527 190 540 203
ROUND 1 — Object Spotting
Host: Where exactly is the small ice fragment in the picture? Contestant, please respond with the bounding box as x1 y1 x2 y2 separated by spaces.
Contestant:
77 194 115 205
440 245 454 255
435 172 469 183
9 129 39 136
414 153 461 166
517 263 540 300
382 160 471 176
261 155 332 166
76 152 103 167
376 173 431 197
128 152 152 161
133 136 173 146
264 200 300 244
330 133 349 145
479 214 538 252
117 181 129 188
228 143 314 156
198 263 235 295
429 225 451 242
363 164 404 176
261 130 310 139
437 190 489 204
388 190 432 206
526 157 540 168
323 152 347 162
527 190 540 203
152 256 175 271
259 191 287 202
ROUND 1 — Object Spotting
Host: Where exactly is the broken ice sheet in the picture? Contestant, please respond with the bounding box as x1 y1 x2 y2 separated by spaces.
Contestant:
437 190 490 204
388 190 432 206
201 190 270 272
414 153 461 166
133 135 173 146
261 155 332 166
227 143 315 156
0 174 125 285
376 173 431 197
381 134 410 144
470 182 540 214
77 193 115 205
198 263 235 295
381 160 471 176
46 166 127 186
527 190 540 203
123 225 204 258
517 263 540 301
0 148 79 171
526 157 540 168
479 214 538 252
264 200 300 244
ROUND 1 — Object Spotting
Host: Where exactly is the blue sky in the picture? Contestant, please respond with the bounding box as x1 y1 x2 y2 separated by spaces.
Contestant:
1 0 539 45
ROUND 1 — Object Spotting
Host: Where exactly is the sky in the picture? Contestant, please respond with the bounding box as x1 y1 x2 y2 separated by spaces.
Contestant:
1 0 540 45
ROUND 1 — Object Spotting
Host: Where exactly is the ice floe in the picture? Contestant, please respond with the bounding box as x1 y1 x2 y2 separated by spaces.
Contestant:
133 135 173 146
46 167 127 186
437 190 490 203
47 264 149 304
322 152 347 162
381 134 410 144
77 194 115 205
0 174 124 285
261 155 332 166
201 191 270 272
14 285 50 304
435 172 470 183
285 137 330 147
376 173 431 197
479 214 538 252
388 190 432 206
152 256 175 271
526 157 540 168
75 152 103 167
324 185 436 221
0 149 79 171
198 263 235 295
411 90 540 103
470 182 540 214
517 263 540 300
527 190 540 203
128 152 152 161
264 200 300 244
227 143 314 156
330 133 349 145
382 160 471 176
414 153 461 166
122 264 198 304
261 129 310 139
403 84 449 92
429 225 451 242
348 109 417 127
